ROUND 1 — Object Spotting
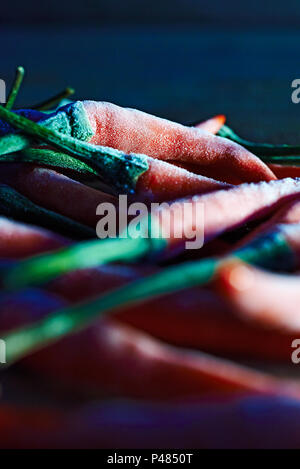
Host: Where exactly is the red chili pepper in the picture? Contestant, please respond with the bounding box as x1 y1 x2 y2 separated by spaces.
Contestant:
84 101 275 183
268 164 300 179
166 160 244 184
136 157 230 201
0 290 299 400
233 198 300 251
47 264 145 301
0 261 294 362
0 163 117 227
3 179 300 295
0 216 68 259
217 258 300 332
194 114 226 134
47 265 294 362
22 317 300 399
0 105 232 201
154 178 300 251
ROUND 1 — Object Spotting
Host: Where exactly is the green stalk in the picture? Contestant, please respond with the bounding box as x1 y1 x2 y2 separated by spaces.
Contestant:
0 105 149 194
0 184 95 240
3 229 295 364
233 230 296 270
0 101 94 156
3 258 217 363
218 125 300 157
5 66 25 110
32 87 75 111
1 235 166 290
0 214 294 292
1 148 97 177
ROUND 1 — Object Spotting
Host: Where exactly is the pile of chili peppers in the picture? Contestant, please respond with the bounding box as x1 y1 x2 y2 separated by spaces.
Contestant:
1 68 300 448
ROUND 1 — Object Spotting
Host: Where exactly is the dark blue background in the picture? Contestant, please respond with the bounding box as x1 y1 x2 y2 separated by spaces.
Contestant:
1 1 300 142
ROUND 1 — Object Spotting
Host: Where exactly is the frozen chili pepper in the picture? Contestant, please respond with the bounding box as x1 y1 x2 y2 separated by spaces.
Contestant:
165 159 243 184
153 178 300 249
194 114 226 134
217 259 300 333
28 317 300 399
213 205 300 332
268 163 300 180
0 105 228 198
1 290 299 400
0 260 292 362
4 177 300 291
233 197 300 251
272 199 300 225
0 184 95 240
83 101 274 183
3 223 300 365
0 216 69 259
0 164 118 227
117 290 295 362
47 264 294 362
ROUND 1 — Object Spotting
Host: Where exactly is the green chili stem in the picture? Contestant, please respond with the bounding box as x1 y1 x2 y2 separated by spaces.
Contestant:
0 101 93 156
1 231 166 291
233 230 296 270
1 148 97 177
5 67 25 110
0 214 293 293
0 184 95 240
0 105 149 194
218 125 300 157
0 132 35 155
32 87 75 111
4 258 217 363
2 228 295 365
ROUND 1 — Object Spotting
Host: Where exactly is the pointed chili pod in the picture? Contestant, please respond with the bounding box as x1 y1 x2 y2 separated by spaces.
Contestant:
0 184 95 240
